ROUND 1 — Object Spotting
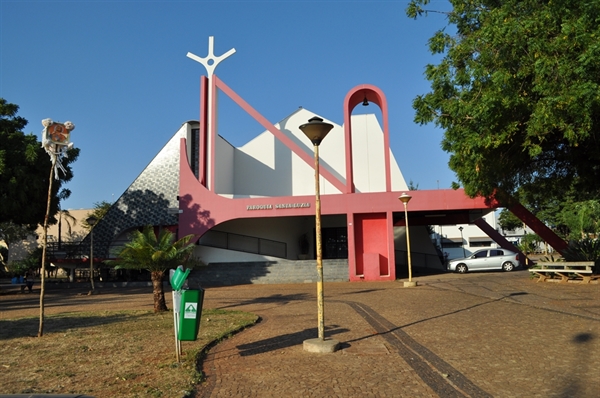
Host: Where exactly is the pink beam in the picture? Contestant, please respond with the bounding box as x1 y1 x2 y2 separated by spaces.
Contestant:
180 138 497 238
508 202 568 255
209 76 218 191
199 75 208 186
213 75 346 193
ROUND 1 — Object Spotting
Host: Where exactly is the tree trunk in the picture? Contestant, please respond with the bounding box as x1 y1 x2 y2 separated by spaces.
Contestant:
151 270 168 313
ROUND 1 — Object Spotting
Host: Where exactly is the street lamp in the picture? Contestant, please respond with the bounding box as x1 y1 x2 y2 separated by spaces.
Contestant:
86 216 98 292
398 193 416 287
299 116 339 353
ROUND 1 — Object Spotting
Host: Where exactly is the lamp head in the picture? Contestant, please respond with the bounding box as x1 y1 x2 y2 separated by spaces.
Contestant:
458 226 463 231
86 216 98 226
398 192 412 204
299 116 334 146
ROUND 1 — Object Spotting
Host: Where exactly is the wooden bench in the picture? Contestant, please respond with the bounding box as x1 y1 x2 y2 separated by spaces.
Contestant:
529 261 598 284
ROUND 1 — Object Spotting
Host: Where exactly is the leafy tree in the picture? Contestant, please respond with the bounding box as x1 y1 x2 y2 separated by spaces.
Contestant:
559 199 600 240
108 226 196 312
498 208 522 232
406 0 600 204
527 191 600 240
519 187 567 236
7 248 42 277
0 222 33 247
0 98 80 228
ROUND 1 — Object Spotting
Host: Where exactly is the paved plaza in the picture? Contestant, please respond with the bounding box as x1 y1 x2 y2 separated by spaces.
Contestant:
1 270 599 397
193 271 599 398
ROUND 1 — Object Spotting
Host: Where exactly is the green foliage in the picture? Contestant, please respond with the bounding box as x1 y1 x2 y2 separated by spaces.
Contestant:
0 222 33 246
406 0 600 203
108 226 195 273
518 233 542 254
562 238 600 262
6 261 29 277
498 208 522 231
559 200 600 239
538 254 561 263
514 184 599 240
0 98 80 228
108 226 196 312
6 248 42 276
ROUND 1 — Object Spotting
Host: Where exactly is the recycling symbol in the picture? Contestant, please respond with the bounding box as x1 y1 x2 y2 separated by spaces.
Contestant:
184 303 197 319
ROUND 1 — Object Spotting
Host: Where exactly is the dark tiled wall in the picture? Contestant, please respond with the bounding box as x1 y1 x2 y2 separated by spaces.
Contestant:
83 130 182 257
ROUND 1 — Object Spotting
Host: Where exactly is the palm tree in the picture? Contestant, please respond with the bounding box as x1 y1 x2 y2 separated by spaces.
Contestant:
82 201 112 230
57 209 76 250
108 226 196 312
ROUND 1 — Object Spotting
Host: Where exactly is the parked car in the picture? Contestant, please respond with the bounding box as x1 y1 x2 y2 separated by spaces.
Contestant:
448 249 520 273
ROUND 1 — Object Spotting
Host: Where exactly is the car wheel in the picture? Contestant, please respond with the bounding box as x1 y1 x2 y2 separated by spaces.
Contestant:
456 264 468 273
502 261 515 272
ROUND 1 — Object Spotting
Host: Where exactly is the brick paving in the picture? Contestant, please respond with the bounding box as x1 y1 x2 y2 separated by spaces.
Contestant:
193 271 599 398
1 271 599 397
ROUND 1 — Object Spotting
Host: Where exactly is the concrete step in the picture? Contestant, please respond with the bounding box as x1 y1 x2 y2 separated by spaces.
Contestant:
188 259 349 286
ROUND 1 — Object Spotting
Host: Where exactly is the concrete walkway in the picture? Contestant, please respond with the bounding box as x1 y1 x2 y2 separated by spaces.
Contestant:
194 270 599 397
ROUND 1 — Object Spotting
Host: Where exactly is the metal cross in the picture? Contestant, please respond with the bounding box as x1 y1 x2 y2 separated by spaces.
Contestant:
187 36 236 77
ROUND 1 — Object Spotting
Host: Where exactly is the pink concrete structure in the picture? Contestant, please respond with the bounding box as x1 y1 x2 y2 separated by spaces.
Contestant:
178 73 500 281
178 37 568 281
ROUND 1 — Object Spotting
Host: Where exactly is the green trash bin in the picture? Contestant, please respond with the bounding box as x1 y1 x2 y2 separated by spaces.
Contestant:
170 267 190 291
178 289 204 341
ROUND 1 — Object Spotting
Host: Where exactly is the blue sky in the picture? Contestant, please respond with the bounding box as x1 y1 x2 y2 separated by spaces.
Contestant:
1 0 454 210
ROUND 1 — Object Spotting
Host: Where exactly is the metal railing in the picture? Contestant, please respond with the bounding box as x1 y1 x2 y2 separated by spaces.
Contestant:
198 230 287 258
45 240 128 262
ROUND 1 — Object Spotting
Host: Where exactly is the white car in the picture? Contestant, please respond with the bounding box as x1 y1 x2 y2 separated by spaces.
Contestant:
448 249 520 273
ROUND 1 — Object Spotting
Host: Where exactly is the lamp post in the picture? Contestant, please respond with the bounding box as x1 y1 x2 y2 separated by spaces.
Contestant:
458 226 466 257
299 116 339 353
399 193 416 287
86 216 98 292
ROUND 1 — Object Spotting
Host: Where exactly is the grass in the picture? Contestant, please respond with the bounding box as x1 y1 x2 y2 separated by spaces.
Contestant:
0 308 258 397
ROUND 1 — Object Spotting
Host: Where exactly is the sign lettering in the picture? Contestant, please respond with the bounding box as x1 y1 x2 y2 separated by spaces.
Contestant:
246 202 311 211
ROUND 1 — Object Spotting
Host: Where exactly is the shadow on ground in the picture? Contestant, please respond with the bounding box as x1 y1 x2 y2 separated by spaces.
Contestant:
236 325 348 356
0 311 151 339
